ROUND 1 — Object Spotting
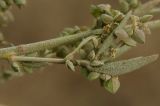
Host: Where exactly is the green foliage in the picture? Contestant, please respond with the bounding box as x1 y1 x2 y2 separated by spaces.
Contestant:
0 0 159 94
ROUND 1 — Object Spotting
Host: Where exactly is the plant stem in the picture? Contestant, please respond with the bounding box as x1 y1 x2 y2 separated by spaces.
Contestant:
11 56 65 63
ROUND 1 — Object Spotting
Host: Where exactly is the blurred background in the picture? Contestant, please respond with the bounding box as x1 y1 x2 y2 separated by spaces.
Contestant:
0 0 159 106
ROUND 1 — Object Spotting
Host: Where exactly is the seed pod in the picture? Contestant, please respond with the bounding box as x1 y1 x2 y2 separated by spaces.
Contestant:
65 60 75 72
129 0 138 8
90 60 104 67
14 0 26 7
119 0 129 13
140 15 153 23
87 72 100 80
103 76 120 94
88 50 96 61
133 28 146 44
101 14 113 24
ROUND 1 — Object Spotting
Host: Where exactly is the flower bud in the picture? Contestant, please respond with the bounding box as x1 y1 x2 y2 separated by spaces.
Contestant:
65 60 75 72
101 14 113 24
90 5 103 18
129 0 138 8
133 28 146 44
115 28 129 40
103 76 120 94
119 0 129 13
87 72 100 80
115 28 136 46
140 15 153 23
80 67 89 78
98 4 111 14
114 13 124 22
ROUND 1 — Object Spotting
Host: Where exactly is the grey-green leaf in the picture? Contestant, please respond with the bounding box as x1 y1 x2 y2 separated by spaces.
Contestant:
92 54 159 76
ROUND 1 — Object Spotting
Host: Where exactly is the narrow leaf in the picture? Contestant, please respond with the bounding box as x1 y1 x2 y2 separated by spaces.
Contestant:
92 54 159 76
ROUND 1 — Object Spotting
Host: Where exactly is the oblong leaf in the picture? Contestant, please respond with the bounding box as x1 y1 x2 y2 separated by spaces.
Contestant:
92 54 159 76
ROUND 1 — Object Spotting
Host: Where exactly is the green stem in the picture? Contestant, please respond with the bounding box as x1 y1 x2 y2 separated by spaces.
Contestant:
11 56 65 63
